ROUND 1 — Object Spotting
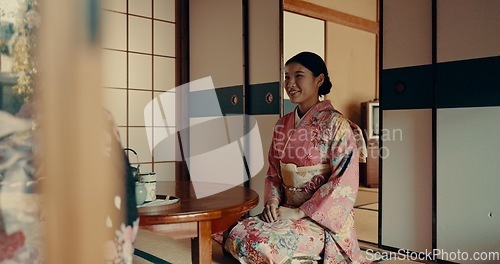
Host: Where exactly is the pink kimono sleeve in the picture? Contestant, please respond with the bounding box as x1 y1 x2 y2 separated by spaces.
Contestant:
300 119 360 234
264 123 284 206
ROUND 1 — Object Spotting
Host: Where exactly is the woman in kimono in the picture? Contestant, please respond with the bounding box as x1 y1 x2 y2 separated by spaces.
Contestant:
0 106 138 263
225 52 370 264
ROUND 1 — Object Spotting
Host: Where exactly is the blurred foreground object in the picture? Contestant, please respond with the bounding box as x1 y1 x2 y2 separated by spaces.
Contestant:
0 110 42 262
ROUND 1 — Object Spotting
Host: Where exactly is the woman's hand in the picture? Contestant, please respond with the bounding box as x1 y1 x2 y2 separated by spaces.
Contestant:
277 206 306 221
261 202 279 223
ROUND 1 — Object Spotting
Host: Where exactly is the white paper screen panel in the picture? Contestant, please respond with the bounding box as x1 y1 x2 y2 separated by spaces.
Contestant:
249 0 281 85
437 107 500 262
249 115 280 215
284 11 324 101
247 0 281 215
437 0 500 63
189 0 243 88
381 109 432 252
284 11 324 61
101 0 177 173
382 0 432 69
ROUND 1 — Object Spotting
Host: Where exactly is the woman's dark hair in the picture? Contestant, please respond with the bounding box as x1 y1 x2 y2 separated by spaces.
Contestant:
285 51 332 96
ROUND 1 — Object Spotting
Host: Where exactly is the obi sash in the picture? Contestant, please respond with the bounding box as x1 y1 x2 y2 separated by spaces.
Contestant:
280 161 331 207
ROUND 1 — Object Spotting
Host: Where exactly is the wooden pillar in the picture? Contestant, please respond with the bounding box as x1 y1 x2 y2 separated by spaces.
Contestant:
39 0 119 263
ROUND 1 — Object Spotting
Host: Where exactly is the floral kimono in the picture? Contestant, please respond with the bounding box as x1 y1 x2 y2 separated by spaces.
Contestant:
0 110 41 262
0 108 138 263
102 110 140 264
225 100 370 264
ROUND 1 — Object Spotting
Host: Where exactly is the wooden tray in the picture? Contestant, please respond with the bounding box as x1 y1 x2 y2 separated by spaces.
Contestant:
137 195 180 213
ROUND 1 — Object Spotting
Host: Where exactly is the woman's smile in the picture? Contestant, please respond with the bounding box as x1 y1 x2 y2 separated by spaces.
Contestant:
287 89 300 96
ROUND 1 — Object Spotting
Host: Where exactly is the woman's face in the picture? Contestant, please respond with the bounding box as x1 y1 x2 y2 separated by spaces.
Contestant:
285 62 323 108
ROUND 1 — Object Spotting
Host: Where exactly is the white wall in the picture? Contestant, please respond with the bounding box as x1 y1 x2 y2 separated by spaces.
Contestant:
325 22 377 125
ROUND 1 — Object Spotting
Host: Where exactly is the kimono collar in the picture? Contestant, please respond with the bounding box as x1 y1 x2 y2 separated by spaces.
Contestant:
294 100 368 163
294 109 303 127
293 100 333 127
314 99 334 112
296 100 334 115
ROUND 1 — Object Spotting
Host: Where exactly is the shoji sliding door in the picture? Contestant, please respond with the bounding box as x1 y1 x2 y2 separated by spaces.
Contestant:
247 0 281 215
189 0 246 194
436 0 500 261
189 0 281 209
380 0 433 253
381 0 500 261
101 0 178 180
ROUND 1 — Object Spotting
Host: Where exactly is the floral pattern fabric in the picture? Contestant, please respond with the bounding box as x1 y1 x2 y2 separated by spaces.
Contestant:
0 108 138 263
225 100 371 264
226 217 325 263
102 110 140 264
0 110 42 263
280 162 330 207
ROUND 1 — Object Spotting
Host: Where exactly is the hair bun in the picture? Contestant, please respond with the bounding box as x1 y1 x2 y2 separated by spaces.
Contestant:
319 75 332 96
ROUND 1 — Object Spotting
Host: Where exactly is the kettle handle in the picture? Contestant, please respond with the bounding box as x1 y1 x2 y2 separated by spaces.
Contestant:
124 148 141 180
124 148 139 165
124 148 137 156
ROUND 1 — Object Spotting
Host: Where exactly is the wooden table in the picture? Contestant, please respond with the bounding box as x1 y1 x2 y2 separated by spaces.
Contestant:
138 181 259 264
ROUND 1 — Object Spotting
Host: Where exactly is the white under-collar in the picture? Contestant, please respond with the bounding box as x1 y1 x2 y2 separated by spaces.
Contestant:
294 109 303 127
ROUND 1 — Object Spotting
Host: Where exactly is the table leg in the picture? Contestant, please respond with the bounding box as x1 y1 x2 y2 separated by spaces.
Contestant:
191 220 212 264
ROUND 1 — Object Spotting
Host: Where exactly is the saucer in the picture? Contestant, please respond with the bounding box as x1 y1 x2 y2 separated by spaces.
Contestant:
137 195 180 213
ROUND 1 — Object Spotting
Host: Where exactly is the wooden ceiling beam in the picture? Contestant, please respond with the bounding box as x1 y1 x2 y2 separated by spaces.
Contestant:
284 0 379 34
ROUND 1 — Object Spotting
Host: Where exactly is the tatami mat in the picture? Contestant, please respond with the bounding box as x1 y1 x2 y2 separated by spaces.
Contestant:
355 189 379 207
359 187 379 193
359 202 379 211
133 229 237 264
133 230 191 263
133 187 422 263
354 208 378 244
133 230 423 263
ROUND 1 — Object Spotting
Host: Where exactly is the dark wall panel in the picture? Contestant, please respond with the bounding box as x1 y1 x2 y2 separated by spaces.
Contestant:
437 56 500 108
247 82 280 115
381 65 434 110
189 85 243 117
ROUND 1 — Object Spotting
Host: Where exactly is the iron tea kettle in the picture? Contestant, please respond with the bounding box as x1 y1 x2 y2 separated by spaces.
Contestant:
124 148 141 181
